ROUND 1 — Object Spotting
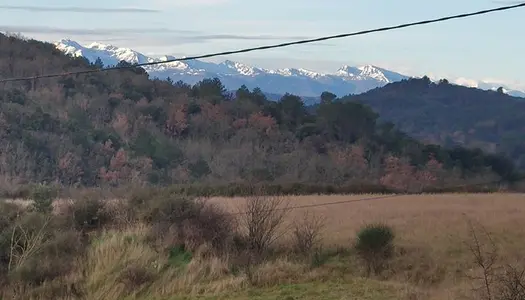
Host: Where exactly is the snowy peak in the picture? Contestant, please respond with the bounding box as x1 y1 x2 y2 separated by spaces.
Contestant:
55 39 154 66
451 77 525 98
219 60 262 76
358 65 390 82
57 38 83 50
52 39 404 83
159 55 176 61
269 68 322 78
52 39 525 99
336 65 361 77
86 42 151 64
156 55 189 70
334 64 398 83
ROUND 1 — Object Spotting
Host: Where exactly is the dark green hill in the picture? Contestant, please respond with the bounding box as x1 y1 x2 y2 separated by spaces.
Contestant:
343 77 525 170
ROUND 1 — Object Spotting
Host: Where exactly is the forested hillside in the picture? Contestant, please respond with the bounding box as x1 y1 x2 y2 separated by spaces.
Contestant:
344 77 525 169
0 34 519 193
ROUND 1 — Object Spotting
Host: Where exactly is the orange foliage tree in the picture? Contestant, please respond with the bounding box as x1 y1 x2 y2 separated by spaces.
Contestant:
380 155 444 192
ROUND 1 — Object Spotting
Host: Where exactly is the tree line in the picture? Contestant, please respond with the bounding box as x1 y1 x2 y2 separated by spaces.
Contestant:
0 33 520 195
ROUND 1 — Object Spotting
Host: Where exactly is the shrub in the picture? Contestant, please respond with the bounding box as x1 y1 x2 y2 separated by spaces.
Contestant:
128 183 396 199
291 211 325 255
12 256 67 286
141 193 202 250
167 245 192 268
463 218 525 300
103 198 135 229
0 201 26 231
238 195 290 255
354 223 395 276
0 203 84 299
0 202 29 283
70 196 111 233
496 264 525 300
309 246 332 269
182 200 236 255
118 263 155 292
0 213 83 291
136 190 235 255
7 212 53 273
30 183 57 214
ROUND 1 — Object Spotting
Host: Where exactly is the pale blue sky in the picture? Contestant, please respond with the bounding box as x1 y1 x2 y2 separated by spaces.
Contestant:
0 0 524 88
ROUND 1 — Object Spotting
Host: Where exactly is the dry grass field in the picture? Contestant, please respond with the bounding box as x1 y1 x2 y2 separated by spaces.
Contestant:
206 193 525 299
209 193 525 255
2 192 525 300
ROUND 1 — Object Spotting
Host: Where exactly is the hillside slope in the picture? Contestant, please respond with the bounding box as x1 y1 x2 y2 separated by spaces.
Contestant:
0 34 518 191
344 77 525 169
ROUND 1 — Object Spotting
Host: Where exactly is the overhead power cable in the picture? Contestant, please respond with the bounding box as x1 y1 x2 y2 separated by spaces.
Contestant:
217 175 525 216
1 2 524 83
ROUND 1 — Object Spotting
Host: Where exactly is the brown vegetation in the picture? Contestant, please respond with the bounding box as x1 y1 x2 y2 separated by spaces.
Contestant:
0 32 524 300
0 33 520 192
0 192 524 299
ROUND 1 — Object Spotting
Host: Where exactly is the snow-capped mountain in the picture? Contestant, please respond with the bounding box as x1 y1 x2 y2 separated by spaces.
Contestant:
55 39 525 99
54 39 408 97
452 77 525 98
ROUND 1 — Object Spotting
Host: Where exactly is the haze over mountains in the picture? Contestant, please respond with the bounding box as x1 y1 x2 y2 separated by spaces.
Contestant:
55 39 525 99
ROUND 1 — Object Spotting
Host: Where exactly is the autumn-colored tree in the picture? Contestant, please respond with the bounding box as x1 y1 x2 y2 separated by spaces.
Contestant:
99 148 132 186
0 33 517 190
112 113 130 138
232 118 248 129
416 155 444 188
248 112 277 135
165 103 188 137
327 144 370 184
57 151 83 185
380 155 418 192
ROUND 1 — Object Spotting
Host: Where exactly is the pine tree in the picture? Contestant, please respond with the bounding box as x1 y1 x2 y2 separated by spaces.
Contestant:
93 57 104 69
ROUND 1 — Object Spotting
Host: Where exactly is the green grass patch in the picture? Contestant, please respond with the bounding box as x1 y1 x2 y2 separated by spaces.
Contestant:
165 279 400 300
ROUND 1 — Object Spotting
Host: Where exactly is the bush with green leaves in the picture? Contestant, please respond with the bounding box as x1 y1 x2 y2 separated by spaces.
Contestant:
30 184 57 214
354 223 395 276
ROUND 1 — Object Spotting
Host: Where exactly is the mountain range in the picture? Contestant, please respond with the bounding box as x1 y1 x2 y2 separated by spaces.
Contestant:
54 39 525 99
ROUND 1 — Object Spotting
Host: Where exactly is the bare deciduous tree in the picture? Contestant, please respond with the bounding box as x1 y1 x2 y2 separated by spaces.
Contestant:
8 214 52 273
463 216 525 300
497 264 525 300
464 217 499 300
238 194 291 255
291 210 325 255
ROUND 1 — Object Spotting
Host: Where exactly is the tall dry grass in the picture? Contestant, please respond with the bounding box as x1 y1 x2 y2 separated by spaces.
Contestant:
208 193 525 297
1 192 524 299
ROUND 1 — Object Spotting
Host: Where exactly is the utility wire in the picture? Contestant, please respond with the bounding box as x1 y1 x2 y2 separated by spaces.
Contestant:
1 2 524 83
218 175 525 216
0 3 522 215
